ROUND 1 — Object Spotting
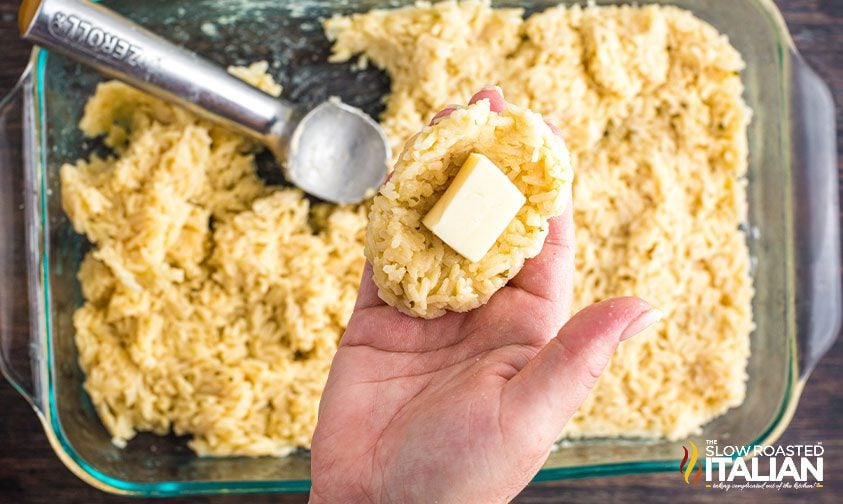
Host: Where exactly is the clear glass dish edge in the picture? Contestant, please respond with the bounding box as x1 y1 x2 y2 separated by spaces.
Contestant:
0 0 834 494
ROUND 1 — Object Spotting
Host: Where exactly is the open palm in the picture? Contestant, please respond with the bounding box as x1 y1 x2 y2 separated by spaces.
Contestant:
310 90 660 504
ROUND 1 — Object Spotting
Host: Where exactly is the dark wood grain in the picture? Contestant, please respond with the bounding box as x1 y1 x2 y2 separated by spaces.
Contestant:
1 1 841 502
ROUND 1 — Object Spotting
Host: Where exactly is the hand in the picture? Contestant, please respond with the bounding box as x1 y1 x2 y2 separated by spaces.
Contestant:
310 88 662 504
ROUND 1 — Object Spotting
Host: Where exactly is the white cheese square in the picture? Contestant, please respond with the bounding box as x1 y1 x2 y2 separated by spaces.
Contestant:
422 153 526 262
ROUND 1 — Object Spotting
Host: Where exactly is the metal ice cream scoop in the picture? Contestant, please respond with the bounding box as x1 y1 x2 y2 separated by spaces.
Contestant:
19 0 390 204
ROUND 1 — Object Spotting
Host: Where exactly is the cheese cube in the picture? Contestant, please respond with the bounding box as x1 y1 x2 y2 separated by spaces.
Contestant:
422 153 526 262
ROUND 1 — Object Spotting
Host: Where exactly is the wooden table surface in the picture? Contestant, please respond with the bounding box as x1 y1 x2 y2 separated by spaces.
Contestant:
1 1 841 502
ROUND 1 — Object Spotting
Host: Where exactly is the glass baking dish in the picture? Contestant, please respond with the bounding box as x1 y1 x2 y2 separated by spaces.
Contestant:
0 0 839 496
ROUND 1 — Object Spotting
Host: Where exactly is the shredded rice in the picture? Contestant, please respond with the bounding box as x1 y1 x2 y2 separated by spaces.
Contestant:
63 62 366 456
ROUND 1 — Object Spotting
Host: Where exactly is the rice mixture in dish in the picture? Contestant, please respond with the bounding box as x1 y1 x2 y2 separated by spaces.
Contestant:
330 0 753 441
366 100 572 318
62 62 367 456
63 0 753 456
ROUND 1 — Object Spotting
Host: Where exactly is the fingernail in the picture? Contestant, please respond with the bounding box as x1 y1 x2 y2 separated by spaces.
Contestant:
620 308 664 341
470 86 506 113
482 84 504 96
545 119 563 137
430 105 461 125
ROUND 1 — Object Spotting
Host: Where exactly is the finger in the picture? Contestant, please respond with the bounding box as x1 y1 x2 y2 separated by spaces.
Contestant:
342 307 467 353
469 86 505 113
500 297 663 445
354 261 385 310
430 104 462 125
508 187 573 313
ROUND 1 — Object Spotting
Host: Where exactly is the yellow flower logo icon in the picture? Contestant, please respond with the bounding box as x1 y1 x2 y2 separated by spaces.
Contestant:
680 441 704 485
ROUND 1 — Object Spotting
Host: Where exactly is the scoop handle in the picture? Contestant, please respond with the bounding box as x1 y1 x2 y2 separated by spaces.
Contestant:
19 0 297 155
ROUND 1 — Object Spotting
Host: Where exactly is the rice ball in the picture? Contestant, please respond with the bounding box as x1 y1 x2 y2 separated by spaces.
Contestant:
364 99 573 318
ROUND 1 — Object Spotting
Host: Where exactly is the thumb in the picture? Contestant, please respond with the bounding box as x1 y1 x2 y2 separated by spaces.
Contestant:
501 297 662 445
